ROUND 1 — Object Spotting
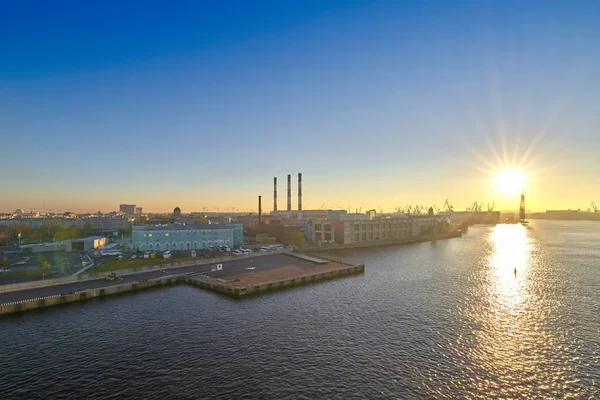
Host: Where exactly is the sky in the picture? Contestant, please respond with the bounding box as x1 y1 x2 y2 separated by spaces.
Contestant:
1 0 599 213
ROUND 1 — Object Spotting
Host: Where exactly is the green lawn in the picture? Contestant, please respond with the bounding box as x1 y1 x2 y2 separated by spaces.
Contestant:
1 269 50 278
87 256 200 274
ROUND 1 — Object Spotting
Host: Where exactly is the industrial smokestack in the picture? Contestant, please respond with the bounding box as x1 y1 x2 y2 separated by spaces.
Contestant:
258 195 262 225
287 174 291 212
273 177 277 212
298 172 302 219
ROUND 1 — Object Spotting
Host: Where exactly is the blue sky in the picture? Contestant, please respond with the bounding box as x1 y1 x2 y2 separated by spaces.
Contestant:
2 0 599 212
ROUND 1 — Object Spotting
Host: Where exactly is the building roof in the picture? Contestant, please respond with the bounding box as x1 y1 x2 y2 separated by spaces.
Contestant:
134 223 241 231
71 236 106 242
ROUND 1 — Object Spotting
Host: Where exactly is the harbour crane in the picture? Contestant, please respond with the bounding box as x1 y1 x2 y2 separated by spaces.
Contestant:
405 206 412 214
443 199 454 212
378 206 384 214
467 201 483 212
432 205 441 213
589 202 598 213
413 205 423 214
487 202 495 212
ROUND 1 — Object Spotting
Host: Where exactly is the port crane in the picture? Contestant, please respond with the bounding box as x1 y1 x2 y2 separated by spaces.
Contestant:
589 202 598 213
467 201 482 212
443 199 454 212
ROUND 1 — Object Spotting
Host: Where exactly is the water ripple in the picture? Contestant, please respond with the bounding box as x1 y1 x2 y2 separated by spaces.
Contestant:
1 220 599 399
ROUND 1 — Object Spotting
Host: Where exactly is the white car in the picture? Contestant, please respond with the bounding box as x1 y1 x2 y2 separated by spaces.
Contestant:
163 251 172 259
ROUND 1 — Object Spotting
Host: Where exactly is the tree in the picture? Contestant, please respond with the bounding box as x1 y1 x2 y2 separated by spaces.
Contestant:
289 231 305 248
37 254 49 268
1 254 8 267
83 221 93 237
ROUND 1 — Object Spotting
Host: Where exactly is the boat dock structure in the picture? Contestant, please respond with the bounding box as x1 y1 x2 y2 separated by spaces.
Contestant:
0 252 364 315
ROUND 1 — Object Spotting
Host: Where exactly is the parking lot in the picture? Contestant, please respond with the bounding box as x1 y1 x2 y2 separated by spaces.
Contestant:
0 251 91 284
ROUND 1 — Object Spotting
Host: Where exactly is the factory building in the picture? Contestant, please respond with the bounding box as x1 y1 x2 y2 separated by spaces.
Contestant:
132 223 243 251
305 213 446 245
66 236 109 252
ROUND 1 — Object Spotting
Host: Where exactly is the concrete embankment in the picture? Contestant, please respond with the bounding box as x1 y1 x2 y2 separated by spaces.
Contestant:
185 263 364 297
305 231 462 253
0 275 184 316
0 250 287 294
0 253 366 315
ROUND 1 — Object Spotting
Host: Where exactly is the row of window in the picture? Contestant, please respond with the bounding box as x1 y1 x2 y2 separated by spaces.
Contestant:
352 223 412 232
135 240 231 250
352 229 412 242
139 231 225 238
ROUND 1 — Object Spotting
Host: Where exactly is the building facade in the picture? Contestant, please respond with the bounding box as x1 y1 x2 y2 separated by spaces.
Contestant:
120 204 136 214
305 214 445 245
132 224 243 251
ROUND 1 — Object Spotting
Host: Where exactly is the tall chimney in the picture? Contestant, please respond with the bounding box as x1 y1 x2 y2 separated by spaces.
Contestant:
273 177 277 212
298 172 302 219
258 195 262 225
287 174 292 212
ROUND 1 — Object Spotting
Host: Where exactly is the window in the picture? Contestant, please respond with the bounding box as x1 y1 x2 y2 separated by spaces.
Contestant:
315 224 322 230
324 224 331 231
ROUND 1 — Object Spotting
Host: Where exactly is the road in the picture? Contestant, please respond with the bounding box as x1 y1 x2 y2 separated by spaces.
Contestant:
0 252 307 304
0 262 213 304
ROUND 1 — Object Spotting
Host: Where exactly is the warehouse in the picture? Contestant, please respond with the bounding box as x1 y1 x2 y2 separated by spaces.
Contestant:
132 224 243 251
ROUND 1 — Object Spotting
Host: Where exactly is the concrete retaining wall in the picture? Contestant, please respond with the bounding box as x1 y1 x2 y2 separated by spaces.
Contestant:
0 275 185 315
185 264 365 298
0 249 288 294
306 231 462 252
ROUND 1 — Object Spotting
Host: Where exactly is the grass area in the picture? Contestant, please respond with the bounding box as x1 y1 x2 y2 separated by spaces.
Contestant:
1 269 50 278
87 256 201 274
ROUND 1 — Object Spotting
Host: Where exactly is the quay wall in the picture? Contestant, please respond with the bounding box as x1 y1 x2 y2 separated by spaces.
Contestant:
306 231 462 253
186 264 365 298
0 275 184 315
0 249 287 294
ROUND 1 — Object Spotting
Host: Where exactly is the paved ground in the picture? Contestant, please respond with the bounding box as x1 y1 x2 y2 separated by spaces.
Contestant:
0 253 330 304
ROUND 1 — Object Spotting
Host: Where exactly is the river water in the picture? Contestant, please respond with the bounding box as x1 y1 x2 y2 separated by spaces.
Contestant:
1 220 599 399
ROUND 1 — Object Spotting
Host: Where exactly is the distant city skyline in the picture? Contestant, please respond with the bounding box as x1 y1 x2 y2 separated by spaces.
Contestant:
2 1 599 213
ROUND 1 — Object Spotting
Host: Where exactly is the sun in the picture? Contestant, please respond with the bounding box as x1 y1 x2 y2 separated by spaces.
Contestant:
494 168 526 196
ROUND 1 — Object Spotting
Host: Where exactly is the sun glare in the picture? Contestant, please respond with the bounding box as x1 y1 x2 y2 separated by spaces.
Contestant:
494 168 526 196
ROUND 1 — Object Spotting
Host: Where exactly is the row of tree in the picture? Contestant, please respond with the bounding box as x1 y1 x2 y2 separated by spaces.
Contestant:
0 221 94 246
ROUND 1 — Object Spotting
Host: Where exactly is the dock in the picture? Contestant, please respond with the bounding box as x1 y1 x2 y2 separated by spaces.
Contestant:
0 253 364 315
184 252 363 297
